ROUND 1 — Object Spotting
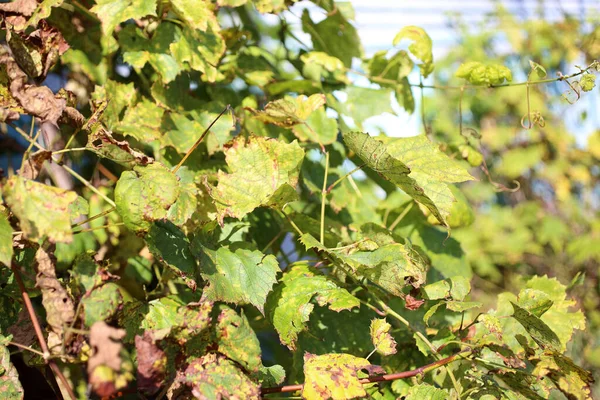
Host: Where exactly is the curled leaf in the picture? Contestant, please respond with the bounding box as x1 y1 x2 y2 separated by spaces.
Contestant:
370 318 397 356
392 26 433 77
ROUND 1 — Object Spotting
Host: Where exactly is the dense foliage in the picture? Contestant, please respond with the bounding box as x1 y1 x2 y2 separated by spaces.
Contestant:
0 0 599 399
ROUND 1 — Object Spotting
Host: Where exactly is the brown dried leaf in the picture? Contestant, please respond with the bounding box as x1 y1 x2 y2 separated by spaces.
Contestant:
0 0 37 17
87 125 153 167
7 309 36 348
405 294 425 310
88 321 126 373
135 331 166 395
35 245 75 352
19 149 52 180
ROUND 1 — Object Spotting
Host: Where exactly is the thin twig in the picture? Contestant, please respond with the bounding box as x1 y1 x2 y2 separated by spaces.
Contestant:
172 105 231 174
326 164 365 193
320 151 330 245
388 202 414 231
10 263 77 400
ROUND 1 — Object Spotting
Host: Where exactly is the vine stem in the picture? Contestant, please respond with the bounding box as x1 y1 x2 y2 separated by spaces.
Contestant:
10 262 77 400
373 297 463 396
326 163 365 194
172 105 231 174
347 60 597 90
320 151 330 245
388 202 413 231
261 349 471 395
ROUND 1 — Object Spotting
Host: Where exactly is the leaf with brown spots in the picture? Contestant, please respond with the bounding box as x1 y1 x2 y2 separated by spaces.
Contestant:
302 353 385 400
178 353 260 400
369 318 397 356
3 176 77 242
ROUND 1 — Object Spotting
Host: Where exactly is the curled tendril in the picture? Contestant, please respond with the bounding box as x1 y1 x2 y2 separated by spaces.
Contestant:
558 72 581 104
520 110 545 129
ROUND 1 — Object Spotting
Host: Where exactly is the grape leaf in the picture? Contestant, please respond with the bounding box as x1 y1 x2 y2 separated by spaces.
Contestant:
422 276 471 301
343 131 473 226
91 0 157 38
511 302 561 351
266 263 359 350
114 163 180 233
196 244 279 314
0 339 24 399
370 318 397 356
343 86 394 127
301 9 362 68
208 135 304 224
3 176 77 243
404 383 448 400
118 24 181 84
392 26 433 78
302 353 384 400
248 94 338 145
169 0 217 32
521 276 586 350
178 353 260 399
455 61 512 86
532 352 593 400
214 305 261 372
0 214 13 266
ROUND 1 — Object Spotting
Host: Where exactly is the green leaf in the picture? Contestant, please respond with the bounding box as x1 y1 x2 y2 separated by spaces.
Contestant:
343 132 473 226
301 9 362 68
82 283 123 327
3 176 77 243
119 24 181 84
0 341 24 399
145 221 197 288
343 86 394 127
253 0 299 13
455 61 512 86
91 0 157 37
0 213 13 267
170 25 225 82
302 353 384 400
339 242 428 294
209 136 304 224
214 305 261 372
266 263 359 350
91 80 137 130
370 318 397 356
404 383 448 400
580 74 596 92
179 354 260 399
114 163 180 233
511 302 561 351
529 60 547 78
118 98 165 142
392 26 434 77
248 94 338 145
166 167 198 227
532 352 593 400
422 276 471 301
520 276 586 350
169 0 217 32
517 289 553 317
195 244 279 313
256 364 285 387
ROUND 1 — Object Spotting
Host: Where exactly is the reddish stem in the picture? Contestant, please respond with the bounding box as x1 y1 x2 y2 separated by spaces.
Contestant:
11 262 77 400
261 350 471 395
